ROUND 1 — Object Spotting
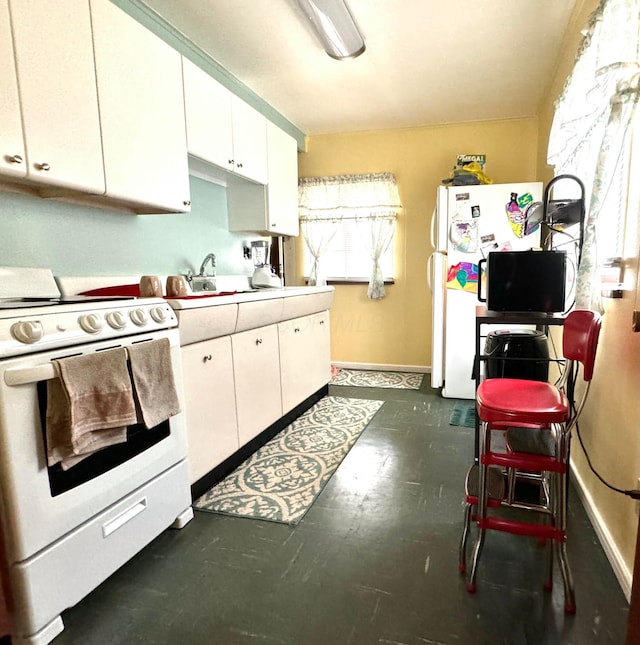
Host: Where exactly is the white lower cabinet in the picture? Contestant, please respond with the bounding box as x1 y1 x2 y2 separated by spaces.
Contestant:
181 336 239 484
231 324 283 447
279 311 331 414
179 301 333 484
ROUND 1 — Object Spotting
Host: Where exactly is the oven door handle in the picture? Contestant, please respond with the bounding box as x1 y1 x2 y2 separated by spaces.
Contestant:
4 363 56 386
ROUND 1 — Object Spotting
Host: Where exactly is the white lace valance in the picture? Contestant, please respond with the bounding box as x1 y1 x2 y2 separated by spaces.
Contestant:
298 172 402 221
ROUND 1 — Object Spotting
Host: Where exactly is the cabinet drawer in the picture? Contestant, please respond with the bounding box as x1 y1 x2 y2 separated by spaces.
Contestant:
176 304 238 345
236 298 283 332
282 292 334 321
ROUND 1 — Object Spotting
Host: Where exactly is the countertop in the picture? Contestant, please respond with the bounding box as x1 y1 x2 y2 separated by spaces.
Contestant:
165 285 335 310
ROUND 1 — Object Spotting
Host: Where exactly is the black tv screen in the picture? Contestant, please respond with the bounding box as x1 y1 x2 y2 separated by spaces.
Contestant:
485 251 567 313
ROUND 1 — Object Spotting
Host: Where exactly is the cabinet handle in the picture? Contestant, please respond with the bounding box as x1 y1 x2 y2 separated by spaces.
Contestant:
36 162 50 171
319 320 325 325
255 338 262 345
8 154 23 164
183 200 191 206
203 354 212 362
228 159 234 165
294 328 300 333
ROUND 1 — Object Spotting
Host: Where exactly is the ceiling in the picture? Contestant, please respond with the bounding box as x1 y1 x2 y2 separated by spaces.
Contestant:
140 0 577 136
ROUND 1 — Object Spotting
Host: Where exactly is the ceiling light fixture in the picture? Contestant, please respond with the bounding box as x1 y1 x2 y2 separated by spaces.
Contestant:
296 0 366 60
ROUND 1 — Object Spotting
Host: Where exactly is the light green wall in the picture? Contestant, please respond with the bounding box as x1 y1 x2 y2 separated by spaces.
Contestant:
0 176 255 277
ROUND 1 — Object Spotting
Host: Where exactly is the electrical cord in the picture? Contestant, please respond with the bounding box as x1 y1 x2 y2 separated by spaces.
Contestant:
574 420 640 498
569 364 640 499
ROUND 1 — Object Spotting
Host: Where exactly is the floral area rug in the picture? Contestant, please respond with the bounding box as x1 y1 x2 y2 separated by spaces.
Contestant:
330 368 424 389
192 396 384 525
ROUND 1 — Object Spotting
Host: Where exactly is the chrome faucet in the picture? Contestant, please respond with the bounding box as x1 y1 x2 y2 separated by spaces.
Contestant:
199 253 216 277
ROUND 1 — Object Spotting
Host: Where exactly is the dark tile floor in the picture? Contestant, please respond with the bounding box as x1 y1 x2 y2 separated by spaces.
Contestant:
55 381 629 644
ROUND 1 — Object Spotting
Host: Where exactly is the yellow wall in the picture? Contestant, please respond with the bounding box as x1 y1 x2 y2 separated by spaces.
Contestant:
537 0 640 592
293 119 539 368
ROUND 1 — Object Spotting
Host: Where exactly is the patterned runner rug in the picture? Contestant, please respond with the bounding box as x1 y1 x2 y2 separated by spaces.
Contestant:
193 396 384 525
330 368 423 389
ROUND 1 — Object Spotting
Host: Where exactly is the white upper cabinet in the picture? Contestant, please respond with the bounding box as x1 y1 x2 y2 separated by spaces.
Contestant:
90 0 191 213
265 121 299 236
0 1 25 179
227 122 299 236
230 96 268 184
182 57 234 173
183 57 268 186
6 0 105 193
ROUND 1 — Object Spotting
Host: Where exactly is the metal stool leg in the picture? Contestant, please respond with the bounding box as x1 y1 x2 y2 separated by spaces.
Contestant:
459 502 472 573
556 467 576 613
466 421 490 593
543 471 554 591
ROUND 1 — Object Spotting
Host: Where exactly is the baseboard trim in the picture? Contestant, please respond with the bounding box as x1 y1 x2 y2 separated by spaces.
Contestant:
332 362 430 374
570 460 632 602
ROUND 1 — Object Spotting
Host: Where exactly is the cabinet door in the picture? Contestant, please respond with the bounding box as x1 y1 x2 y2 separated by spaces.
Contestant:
90 0 191 213
182 57 234 173
181 337 239 484
0 0 25 179
279 311 330 414
231 96 268 185
266 122 299 236
232 324 282 446
9 0 104 193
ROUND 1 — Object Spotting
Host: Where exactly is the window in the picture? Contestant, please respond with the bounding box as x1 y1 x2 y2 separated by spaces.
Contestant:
303 217 394 282
298 173 401 299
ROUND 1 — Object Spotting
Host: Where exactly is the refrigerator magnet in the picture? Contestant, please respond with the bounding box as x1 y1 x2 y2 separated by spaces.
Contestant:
446 261 479 293
449 220 479 253
471 205 481 218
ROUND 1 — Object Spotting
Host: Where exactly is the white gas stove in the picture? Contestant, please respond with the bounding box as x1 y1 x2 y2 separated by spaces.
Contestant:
0 266 191 645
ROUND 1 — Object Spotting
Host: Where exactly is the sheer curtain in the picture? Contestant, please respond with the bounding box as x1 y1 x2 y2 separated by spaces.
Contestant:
298 173 402 297
356 214 397 299
547 0 640 312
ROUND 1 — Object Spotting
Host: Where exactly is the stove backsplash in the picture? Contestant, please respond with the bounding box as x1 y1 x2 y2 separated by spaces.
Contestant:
0 176 255 279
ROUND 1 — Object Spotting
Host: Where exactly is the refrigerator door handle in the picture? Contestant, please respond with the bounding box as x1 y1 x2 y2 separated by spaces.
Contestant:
430 252 446 389
430 207 437 250
426 253 433 293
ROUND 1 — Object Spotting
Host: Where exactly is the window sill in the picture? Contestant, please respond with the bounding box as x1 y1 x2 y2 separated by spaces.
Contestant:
304 278 395 286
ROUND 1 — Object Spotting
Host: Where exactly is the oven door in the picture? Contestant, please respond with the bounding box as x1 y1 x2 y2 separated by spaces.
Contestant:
0 329 187 563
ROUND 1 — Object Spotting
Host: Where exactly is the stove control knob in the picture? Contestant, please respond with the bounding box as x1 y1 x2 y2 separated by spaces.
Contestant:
106 311 127 330
79 313 104 334
149 306 167 324
11 320 44 344
130 308 148 327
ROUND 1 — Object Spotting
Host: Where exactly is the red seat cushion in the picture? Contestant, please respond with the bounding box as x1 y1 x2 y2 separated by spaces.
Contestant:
477 378 569 425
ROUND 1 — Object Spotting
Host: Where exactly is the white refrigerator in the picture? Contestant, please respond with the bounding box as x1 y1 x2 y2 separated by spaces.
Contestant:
429 182 543 399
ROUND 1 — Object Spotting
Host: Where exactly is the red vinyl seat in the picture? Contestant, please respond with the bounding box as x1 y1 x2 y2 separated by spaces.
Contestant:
460 309 602 614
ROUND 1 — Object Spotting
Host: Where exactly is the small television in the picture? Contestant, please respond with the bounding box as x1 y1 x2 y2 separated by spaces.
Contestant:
478 250 567 313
